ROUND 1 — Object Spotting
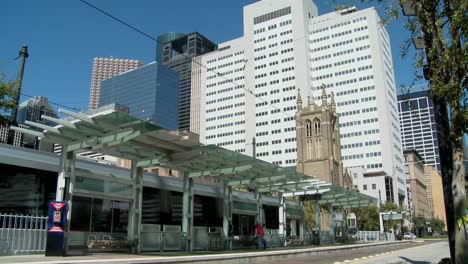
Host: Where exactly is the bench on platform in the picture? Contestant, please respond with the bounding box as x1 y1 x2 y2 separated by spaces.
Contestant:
87 235 137 250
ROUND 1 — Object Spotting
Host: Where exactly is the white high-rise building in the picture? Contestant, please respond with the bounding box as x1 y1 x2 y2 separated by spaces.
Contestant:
308 7 405 204
192 0 405 205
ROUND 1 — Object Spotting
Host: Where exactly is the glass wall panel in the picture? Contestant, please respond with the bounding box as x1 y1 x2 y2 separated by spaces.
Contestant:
69 196 129 233
112 200 129 233
70 196 92 231
75 176 132 197
0 164 56 215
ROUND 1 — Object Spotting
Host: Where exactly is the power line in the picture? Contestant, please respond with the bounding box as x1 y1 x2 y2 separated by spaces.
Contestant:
78 0 398 170
20 92 82 112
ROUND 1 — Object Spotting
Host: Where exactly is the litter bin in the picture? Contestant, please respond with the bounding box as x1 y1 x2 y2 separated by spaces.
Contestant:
312 230 320 245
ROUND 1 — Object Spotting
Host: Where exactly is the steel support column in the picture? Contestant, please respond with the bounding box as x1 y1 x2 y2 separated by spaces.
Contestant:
299 200 304 240
56 147 68 201
254 188 263 225
222 180 232 250
182 172 194 252
64 151 76 254
128 161 143 253
278 193 287 246
315 201 321 231
329 205 335 244
343 208 348 244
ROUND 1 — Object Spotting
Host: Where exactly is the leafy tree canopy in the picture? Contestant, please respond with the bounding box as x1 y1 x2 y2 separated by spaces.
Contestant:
0 74 15 125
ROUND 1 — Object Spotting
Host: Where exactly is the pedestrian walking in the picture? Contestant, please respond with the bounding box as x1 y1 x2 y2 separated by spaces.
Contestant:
254 223 266 249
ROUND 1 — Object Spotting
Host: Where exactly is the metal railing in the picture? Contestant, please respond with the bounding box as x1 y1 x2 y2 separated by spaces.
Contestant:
355 231 395 242
0 213 48 255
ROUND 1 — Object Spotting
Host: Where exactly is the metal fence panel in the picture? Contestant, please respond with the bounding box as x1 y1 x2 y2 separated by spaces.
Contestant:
0 213 48 255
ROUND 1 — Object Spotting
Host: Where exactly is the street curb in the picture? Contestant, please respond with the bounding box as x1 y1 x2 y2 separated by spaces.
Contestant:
1 241 411 264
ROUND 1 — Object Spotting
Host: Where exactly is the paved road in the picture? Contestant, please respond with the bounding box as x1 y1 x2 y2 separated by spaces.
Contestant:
351 241 450 264
255 240 448 264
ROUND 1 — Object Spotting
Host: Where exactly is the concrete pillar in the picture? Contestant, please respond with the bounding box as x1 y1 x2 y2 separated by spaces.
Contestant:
128 161 144 253
55 147 68 201
182 172 194 251
222 180 232 250
299 200 305 240
315 201 321 230
278 194 287 246
329 205 335 244
254 188 263 225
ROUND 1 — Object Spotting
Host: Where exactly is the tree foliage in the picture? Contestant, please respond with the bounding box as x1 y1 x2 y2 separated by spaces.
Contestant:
352 205 379 230
336 0 467 261
0 74 15 125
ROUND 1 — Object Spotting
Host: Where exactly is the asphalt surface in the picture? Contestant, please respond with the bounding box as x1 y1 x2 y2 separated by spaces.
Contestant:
255 240 447 264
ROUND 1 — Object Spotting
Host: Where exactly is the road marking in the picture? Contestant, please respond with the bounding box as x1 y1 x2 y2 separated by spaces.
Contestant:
353 241 446 263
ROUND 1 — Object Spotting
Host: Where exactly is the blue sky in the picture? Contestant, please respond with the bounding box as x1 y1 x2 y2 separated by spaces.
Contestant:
1 0 422 112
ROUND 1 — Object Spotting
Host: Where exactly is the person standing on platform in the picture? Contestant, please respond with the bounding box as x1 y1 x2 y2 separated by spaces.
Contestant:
254 223 266 249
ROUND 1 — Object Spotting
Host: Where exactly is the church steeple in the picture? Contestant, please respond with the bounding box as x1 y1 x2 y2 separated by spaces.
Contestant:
321 84 327 106
296 89 302 112
330 92 336 113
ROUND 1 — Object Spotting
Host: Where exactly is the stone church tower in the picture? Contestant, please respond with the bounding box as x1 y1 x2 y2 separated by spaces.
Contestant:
295 87 344 186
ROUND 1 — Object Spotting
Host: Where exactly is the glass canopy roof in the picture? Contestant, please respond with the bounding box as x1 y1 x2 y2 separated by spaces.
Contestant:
12 107 376 207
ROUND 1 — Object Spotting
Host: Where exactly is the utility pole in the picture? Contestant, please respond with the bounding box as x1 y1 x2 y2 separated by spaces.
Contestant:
7 45 29 145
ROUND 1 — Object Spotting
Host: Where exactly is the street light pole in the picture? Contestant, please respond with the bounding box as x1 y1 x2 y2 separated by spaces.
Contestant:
7 45 29 145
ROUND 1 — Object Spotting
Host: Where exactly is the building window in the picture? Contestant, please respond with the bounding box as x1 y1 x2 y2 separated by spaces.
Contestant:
313 118 321 135
305 119 312 137
306 139 313 160
363 184 367 190
315 138 321 158
372 184 376 190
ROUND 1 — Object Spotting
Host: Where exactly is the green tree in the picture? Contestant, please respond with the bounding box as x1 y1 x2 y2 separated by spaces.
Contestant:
0 74 15 125
336 0 467 261
431 217 446 234
352 205 380 230
304 200 316 231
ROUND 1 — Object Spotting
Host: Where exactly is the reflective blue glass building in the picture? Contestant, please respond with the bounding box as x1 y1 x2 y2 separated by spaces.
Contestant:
99 62 179 130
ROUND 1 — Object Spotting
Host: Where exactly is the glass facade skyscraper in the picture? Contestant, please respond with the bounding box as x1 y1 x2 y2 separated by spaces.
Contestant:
100 62 180 130
157 32 217 131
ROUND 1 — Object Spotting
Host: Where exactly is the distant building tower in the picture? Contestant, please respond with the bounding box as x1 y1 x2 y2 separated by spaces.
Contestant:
403 149 431 218
0 96 57 152
398 86 441 172
156 32 186 64
296 87 344 186
158 32 217 131
89 57 144 110
99 62 180 130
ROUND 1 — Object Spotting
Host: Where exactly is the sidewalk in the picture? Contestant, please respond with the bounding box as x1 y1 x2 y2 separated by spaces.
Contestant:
0 241 410 264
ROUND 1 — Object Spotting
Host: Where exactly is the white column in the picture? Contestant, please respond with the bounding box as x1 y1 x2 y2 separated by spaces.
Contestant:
65 151 75 253
278 194 287 246
55 146 68 201
128 161 143 253
299 200 304 240
254 188 263 225
329 205 335 244
182 172 194 251
222 180 232 250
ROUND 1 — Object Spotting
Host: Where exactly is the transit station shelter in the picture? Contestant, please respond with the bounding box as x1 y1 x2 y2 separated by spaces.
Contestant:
12 107 375 254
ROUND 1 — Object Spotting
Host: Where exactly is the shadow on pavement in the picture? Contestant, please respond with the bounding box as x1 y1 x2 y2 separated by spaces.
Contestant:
399 256 431 264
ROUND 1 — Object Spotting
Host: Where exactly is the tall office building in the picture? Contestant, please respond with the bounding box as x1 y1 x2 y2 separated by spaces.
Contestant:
89 57 144 110
397 87 441 172
158 33 217 131
308 6 405 204
193 0 405 204
100 62 180 130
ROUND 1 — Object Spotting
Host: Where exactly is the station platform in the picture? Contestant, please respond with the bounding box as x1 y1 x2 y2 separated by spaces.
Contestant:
0 241 410 264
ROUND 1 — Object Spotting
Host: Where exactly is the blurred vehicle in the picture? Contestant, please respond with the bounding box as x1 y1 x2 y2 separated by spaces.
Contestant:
403 233 416 239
